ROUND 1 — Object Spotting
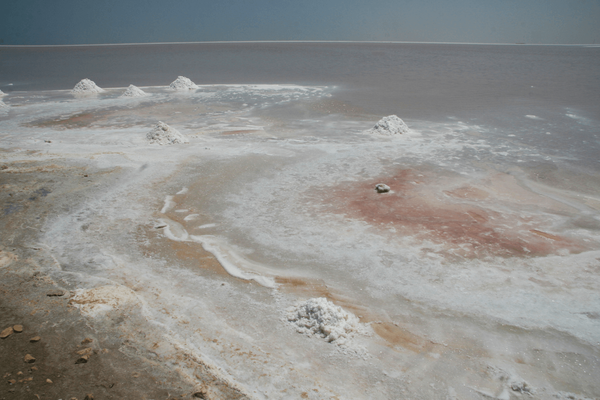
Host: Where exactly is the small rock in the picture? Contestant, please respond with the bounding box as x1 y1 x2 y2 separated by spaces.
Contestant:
13 325 23 333
30 366 38 372
193 387 208 398
30 336 41 342
81 338 93 345
24 354 36 363
77 348 93 356
17 371 23 376
375 183 391 193
76 354 90 364
1 327 14 338
84 394 94 400
8 379 16 384
46 378 53 384
46 290 65 297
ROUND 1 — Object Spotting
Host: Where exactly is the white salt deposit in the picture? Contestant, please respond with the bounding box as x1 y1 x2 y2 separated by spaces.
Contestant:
287 297 369 345
169 76 198 91
147 121 189 145
0 90 6 97
120 84 148 98
0 100 8 109
70 285 141 317
367 115 411 136
71 78 104 94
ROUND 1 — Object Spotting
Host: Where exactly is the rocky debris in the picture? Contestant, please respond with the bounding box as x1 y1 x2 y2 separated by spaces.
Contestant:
76 355 91 364
169 76 198 91
193 386 208 398
24 354 36 363
120 84 148 98
81 338 93 345
510 380 534 394
30 336 41 342
84 394 94 400
13 324 23 333
1 326 14 338
71 79 104 95
147 121 189 145
375 183 390 193
367 115 411 136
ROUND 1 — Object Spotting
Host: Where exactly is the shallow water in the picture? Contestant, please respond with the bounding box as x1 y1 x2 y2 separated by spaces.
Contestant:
1 43 600 399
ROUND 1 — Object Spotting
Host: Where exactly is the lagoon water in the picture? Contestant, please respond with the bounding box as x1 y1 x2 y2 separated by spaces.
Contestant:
1 42 600 399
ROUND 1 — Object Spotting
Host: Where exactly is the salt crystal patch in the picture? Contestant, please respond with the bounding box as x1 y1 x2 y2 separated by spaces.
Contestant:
147 121 189 145
367 115 411 136
287 297 370 345
70 285 141 317
71 78 104 94
120 84 148 98
169 76 198 91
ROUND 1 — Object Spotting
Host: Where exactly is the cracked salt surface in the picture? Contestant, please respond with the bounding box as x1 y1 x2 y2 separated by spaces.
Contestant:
2 82 600 399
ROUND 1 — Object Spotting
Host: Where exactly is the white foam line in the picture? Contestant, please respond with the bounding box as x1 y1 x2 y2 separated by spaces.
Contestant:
190 235 277 288
160 195 176 214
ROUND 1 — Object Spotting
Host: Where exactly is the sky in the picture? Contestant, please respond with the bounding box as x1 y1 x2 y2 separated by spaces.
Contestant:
1 0 599 45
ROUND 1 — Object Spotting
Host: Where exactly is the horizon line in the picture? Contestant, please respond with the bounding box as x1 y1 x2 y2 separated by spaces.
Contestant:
1 40 598 48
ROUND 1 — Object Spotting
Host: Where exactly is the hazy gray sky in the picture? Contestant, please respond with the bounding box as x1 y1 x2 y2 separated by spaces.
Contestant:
1 0 599 45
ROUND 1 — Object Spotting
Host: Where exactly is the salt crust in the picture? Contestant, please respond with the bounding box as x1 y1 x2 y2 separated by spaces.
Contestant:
70 285 141 317
169 76 198 91
71 78 104 94
287 297 369 345
367 115 411 136
120 84 148 98
0 100 8 108
147 121 189 145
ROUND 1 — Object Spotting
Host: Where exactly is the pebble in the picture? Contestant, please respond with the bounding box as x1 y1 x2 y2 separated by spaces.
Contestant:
81 338 93 344
1 326 14 338
84 394 94 400
30 336 41 342
375 184 391 193
13 325 23 333
46 378 53 384
24 354 36 363
76 354 90 364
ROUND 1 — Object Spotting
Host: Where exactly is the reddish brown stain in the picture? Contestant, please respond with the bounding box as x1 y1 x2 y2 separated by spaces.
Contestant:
316 168 585 259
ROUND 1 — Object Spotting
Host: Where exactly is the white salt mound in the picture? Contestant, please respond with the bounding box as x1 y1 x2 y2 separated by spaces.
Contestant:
367 115 411 136
147 121 189 145
287 297 369 345
0 90 6 97
169 76 198 91
120 84 148 98
71 78 104 94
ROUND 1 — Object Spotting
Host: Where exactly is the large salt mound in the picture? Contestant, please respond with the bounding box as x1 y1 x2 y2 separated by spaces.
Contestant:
120 84 148 98
287 297 369 345
169 76 198 91
367 115 411 136
71 78 104 94
147 121 189 145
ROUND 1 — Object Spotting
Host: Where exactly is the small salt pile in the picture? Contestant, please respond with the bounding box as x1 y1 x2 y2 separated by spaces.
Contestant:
71 78 104 94
147 121 189 145
367 115 411 136
120 84 148 98
287 297 369 345
169 76 198 91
